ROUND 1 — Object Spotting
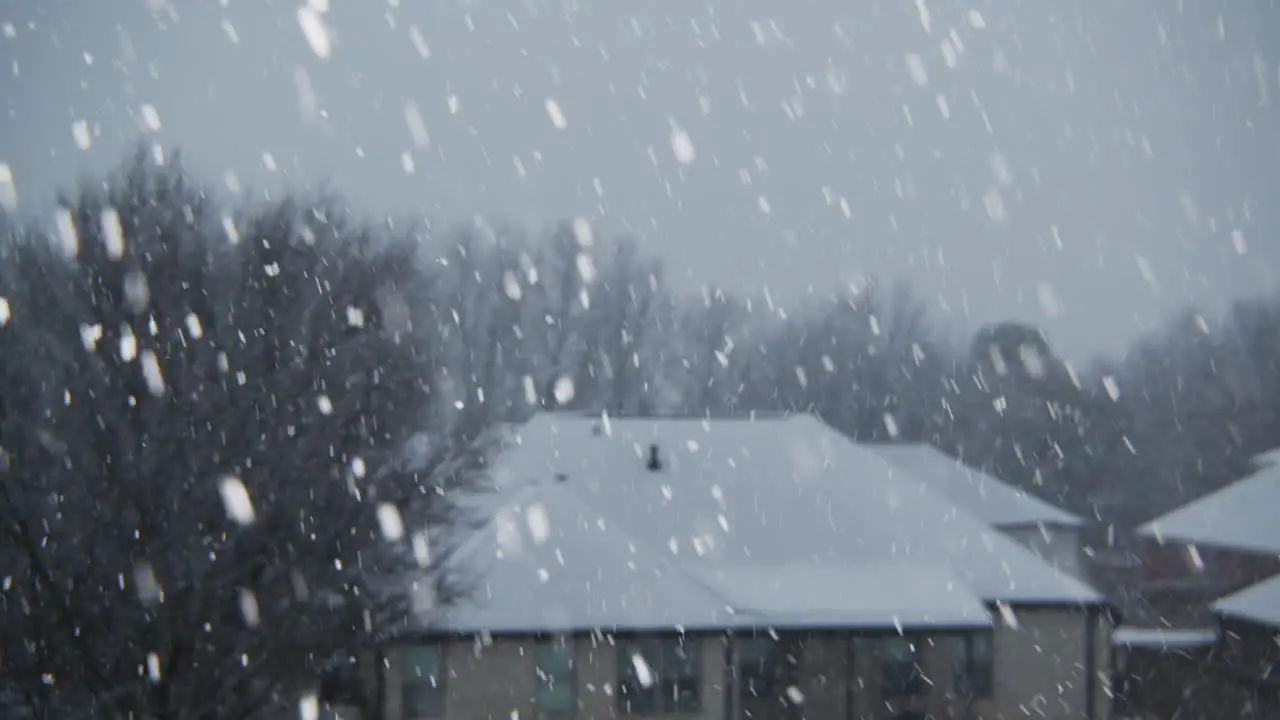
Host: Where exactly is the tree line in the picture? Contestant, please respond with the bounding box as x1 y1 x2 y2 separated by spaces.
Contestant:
1 151 1276 717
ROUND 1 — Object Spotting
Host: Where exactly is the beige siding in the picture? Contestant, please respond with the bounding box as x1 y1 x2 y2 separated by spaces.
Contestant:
1005 526 1083 576
381 613 1110 720
384 634 726 720
971 607 1106 720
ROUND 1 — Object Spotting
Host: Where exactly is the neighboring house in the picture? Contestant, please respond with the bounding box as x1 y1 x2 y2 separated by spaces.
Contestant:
868 443 1084 574
1133 450 1280 626
372 413 1113 720
1205 574 1280 717
1109 450 1280 718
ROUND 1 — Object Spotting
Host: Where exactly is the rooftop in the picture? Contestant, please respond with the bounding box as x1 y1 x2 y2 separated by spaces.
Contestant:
1136 449 1280 555
435 481 735 634
458 412 1101 633
1111 626 1218 650
1213 573 1280 629
869 443 1082 529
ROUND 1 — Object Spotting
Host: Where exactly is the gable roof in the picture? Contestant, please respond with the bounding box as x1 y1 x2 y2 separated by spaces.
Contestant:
1136 452 1280 555
433 480 992 634
869 443 1082 529
434 481 735 634
1213 573 1280 629
489 413 1101 612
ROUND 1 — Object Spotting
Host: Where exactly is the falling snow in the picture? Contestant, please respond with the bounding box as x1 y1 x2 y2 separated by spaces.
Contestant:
71 119 92 150
297 4 332 59
0 162 17 211
545 99 568 130
139 104 162 132
669 124 697 164
218 476 256 526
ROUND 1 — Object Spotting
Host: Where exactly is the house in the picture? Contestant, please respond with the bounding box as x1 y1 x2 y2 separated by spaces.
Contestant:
372 413 1113 720
1205 573 1280 716
868 443 1084 574
1133 449 1280 626
1108 449 1280 718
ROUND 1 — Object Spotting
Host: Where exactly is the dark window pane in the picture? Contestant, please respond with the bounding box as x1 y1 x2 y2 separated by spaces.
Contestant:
663 677 702 713
535 640 576 714
616 637 701 715
879 637 923 698
737 637 782 698
662 637 701 713
617 640 660 715
956 633 994 698
402 644 445 718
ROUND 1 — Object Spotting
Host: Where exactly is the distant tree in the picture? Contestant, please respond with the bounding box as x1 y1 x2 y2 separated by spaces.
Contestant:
568 236 669 416
946 320 1122 515
0 152 486 719
667 285 755 416
1111 301 1280 517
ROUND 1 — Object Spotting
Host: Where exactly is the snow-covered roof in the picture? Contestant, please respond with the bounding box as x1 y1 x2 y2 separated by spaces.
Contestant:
869 443 1082 529
435 481 992 634
704 563 991 630
1251 447 1280 470
1213 573 1280 629
435 481 735 634
487 413 1101 613
1135 457 1280 555
1111 626 1218 649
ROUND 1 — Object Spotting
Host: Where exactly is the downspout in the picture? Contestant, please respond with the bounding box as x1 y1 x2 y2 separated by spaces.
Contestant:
843 633 855 720
725 633 740 720
373 646 387 720
1084 606 1098 720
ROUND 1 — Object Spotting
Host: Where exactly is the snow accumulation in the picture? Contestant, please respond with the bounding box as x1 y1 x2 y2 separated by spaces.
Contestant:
870 443 1083 529
445 413 1100 634
704 563 990 630
1136 459 1280 555
436 482 736 634
1213 573 1280 629
1251 447 1280 471
1111 626 1218 650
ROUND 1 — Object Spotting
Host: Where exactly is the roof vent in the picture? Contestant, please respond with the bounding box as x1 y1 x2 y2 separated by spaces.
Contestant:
646 443 663 472
591 421 603 437
554 472 569 483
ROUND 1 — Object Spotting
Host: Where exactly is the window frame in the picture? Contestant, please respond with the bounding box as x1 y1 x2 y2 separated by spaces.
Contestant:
878 636 925 698
616 635 702 715
956 631 995 699
534 636 577 718
735 635 784 699
401 642 446 719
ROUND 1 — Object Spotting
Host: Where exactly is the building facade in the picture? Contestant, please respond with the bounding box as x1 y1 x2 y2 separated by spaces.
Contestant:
356 414 1114 720
378 607 1111 720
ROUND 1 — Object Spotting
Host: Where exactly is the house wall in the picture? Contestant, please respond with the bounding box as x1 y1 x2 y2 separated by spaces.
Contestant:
1136 542 1280 626
382 633 728 720
1218 618 1280 688
380 609 1110 720
1114 619 1280 720
1003 525 1082 575
970 607 1110 720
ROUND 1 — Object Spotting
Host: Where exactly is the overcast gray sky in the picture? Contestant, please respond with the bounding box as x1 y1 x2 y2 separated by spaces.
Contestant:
1 0 1276 361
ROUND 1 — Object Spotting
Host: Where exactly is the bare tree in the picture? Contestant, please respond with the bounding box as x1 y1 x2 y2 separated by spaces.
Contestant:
0 153 485 719
567 236 669 416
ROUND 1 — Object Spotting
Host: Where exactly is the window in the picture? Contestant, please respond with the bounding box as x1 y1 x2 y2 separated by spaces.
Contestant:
617 636 701 714
956 632 994 698
402 644 445 719
535 638 576 717
879 637 924 698
736 636 783 699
